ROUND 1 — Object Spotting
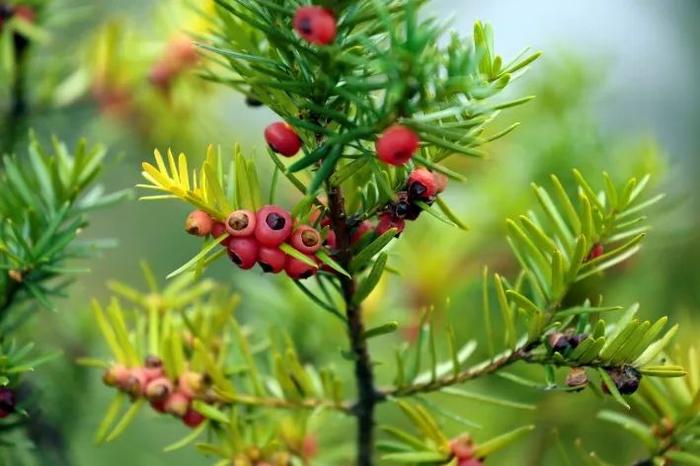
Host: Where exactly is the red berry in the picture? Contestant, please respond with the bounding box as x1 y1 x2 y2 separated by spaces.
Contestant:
376 125 420 166
285 254 318 280
264 122 302 157
375 212 405 237
102 364 131 388
407 168 438 201
227 237 259 269
587 243 604 261
211 221 227 239
351 220 373 244
450 436 475 461
258 246 286 273
324 230 337 249
293 6 337 45
123 368 149 397
290 225 322 254
255 205 293 247
0 388 16 419
225 209 256 237
185 210 213 236
145 377 174 402
150 398 167 413
164 391 190 417
182 407 206 428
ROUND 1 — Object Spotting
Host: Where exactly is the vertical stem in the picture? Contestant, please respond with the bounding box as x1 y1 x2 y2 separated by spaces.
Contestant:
327 184 379 466
2 31 30 155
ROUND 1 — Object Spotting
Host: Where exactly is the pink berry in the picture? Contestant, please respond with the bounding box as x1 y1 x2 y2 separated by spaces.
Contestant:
102 364 131 388
258 246 286 273
185 210 213 236
123 368 149 397
143 355 164 381
264 122 302 157
225 209 256 237
182 407 206 428
285 254 318 280
145 377 174 402
375 212 405 237
290 225 322 254
376 125 420 166
293 6 337 45
255 205 293 247
227 237 259 269
164 391 190 417
407 168 438 201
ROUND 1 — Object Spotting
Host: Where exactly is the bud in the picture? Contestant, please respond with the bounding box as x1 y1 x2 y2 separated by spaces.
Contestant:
603 365 642 395
143 355 164 381
547 332 571 353
102 364 131 388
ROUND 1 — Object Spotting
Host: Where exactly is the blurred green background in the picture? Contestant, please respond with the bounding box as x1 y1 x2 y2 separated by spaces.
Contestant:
2 0 699 465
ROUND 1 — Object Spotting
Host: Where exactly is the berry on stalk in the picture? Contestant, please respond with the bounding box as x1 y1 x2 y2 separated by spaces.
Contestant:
226 210 256 237
285 255 317 280
255 205 293 247
290 225 322 254
376 125 420 166
182 407 206 428
186 210 213 236
228 237 260 270
293 6 336 45
258 246 286 273
407 168 438 201
264 122 302 157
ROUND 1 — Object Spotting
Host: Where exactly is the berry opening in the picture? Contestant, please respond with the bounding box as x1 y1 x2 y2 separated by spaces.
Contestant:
266 213 286 230
301 230 319 247
228 213 249 231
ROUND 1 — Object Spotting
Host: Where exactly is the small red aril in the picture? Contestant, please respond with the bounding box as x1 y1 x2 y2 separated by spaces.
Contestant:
264 122 302 157
182 407 206 428
255 205 293 247
178 371 204 398
123 368 149 397
185 210 213 236
407 168 438 201
375 212 405 237
285 255 318 280
102 364 131 388
257 246 286 273
293 6 337 45
227 237 260 270
290 225 322 254
376 125 420 166
324 230 337 249
587 243 604 261
226 209 256 237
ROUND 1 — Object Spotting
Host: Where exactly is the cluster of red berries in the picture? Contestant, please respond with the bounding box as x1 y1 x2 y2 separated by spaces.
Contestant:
263 121 422 169
149 35 200 90
449 436 484 466
0 387 16 419
375 167 447 237
186 205 326 280
103 356 208 428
